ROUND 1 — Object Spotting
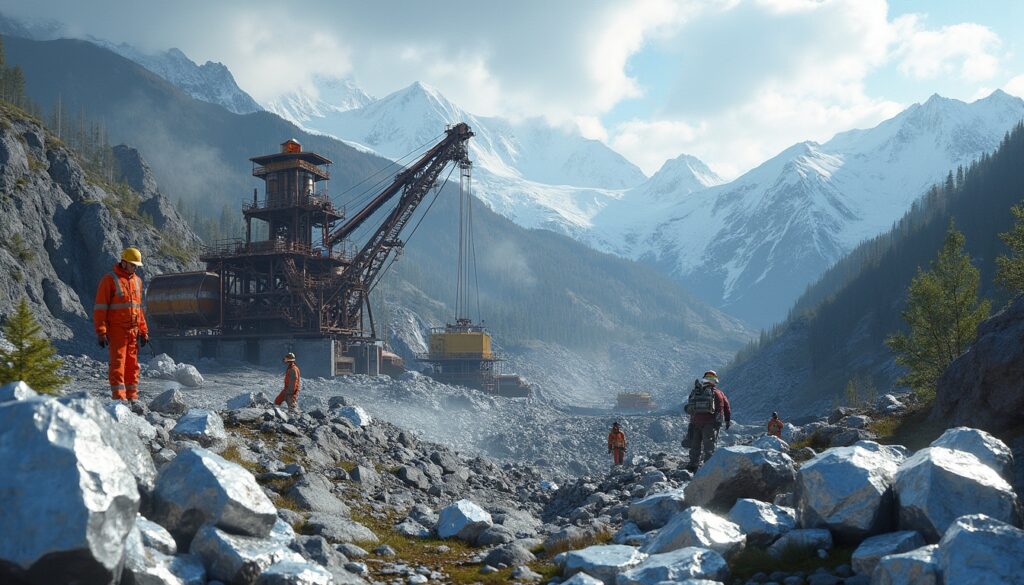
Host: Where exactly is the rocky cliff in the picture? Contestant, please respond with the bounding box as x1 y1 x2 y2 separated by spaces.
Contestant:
0 103 200 348
933 294 1024 434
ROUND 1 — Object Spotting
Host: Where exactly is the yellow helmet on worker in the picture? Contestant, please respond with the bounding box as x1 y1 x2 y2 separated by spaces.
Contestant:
121 247 143 266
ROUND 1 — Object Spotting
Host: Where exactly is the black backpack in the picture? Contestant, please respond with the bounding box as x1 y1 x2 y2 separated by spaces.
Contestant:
684 379 716 415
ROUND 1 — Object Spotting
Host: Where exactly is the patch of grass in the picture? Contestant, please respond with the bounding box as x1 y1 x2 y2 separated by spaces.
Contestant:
158 239 194 264
868 401 946 451
27 155 45 172
543 529 614 556
337 460 358 473
6 233 34 263
261 474 298 496
729 545 856 580
350 508 561 584
789 430 832 452
272 493 302 513
219 444 261 474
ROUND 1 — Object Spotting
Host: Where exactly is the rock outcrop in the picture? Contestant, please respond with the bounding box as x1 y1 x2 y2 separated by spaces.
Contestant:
933 294 1024 434
0 109 200 347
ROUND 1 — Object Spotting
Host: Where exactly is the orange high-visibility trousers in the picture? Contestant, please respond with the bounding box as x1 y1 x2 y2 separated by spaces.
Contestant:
108 327 140 400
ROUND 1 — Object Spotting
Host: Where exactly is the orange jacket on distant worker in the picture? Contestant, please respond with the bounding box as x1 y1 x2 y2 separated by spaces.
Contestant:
767 417 784 437
608 429 627 450
93 263 148 338
94 262 148 400
275 362 301 406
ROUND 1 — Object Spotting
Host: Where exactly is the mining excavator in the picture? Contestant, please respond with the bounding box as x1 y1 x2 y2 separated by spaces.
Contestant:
146 123 530 396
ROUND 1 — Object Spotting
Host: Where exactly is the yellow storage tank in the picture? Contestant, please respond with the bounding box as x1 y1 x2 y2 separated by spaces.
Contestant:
147 271 220 329
428 331 492 358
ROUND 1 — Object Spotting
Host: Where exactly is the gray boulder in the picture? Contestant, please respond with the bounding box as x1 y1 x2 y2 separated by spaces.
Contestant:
335 406 371 427
149 354 179 380
684 446 796 511
175 364 204 388
349 465 379 490
475 524 515 545
171 409 227 447
750 435 789 452
151 447 277 548
894 447 1020 542
795 442 902 541
254 561 333 584
850 531 925 576
930 427 1014 479
59 393 158 503
483 543 536 568
936 514 1024 585
615 547 729 585
727 499 796 546
563 572 604 585
123 522 206 585
107 402 159 442
287 474 350 515
641 507 745 558
627 487 687 530
437 499 493 542
870 545 939 585
0 380 37 402
150 389 189 416
0 397 140 584
190 524 304 584
408 503 439 530
397 465 429 490
767 528 832 558
306 513 378 544
395 519 431 539
563 545 647 584
226 392 272 411
137 514 179 555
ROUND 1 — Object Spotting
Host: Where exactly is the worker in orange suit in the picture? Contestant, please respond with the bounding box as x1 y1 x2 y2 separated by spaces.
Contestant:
608 421 627 466
767 411 784 438
94 247 149 405
274 352 301 411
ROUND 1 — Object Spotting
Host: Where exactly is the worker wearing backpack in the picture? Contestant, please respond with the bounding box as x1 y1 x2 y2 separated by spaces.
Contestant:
683 370 732 472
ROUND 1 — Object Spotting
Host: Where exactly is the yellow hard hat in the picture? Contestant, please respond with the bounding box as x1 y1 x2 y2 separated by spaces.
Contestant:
121 247 143 266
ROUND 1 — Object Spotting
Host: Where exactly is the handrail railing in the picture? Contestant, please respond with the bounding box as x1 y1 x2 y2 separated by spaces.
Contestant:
243 193 340 213
201 238 351 261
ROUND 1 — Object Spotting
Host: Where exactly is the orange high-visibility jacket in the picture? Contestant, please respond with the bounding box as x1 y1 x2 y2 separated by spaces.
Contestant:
767 418 784 437
608 430 627 450
94 264 148 336
284 363 301 398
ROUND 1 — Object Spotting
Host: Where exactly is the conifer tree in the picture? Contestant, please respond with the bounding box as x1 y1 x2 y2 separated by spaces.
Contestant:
995 203 1024 294
886 221 990 398
0 298 70 394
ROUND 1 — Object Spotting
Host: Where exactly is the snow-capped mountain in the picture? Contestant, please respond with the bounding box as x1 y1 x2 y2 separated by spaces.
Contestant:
263 75 374 127
592 90 1024 327
97 43 262 115
297 81 650 235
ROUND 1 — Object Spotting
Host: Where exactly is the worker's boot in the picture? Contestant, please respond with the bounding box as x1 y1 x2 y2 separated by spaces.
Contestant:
128 399 144 415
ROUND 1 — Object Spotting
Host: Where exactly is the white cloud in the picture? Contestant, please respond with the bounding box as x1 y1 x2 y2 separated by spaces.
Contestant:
610 119 705 176
892 15 1002 82
0 0 1010 180
613 0 905 177
1002 74 1024 98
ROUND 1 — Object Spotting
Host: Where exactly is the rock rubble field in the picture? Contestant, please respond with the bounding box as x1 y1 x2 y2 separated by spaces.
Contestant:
3 357 1023 585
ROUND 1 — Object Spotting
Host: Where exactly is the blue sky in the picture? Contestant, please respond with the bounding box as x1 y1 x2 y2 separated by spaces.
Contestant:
3 0 1022 178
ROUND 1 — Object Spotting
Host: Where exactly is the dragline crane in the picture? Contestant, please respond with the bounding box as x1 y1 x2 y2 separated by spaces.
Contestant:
146 123 475 377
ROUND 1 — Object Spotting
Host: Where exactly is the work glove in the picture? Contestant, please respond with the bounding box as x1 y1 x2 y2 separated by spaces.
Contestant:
139 334 149 348
98 334 108 348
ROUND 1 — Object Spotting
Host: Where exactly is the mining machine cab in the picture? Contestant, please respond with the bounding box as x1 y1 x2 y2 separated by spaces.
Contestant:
416 319 532 398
